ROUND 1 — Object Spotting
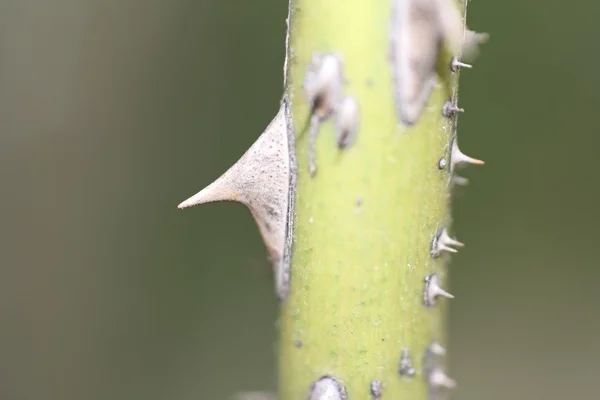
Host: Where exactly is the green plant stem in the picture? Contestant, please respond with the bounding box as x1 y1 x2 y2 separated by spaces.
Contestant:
279 0 464 399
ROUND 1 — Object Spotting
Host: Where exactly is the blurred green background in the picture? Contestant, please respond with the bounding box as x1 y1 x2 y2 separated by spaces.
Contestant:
1 0 599 399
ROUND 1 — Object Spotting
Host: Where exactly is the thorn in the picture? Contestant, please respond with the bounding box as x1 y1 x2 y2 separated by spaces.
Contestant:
450 136 485 173
424 273 454 307
398 348 416 377
466 29 490 45
428 368 457 389
440 245 458 254
431 227 464 258
450 56 472 72
370 380 383 399
335 95 360 149
423 341 454 397
429 341 447 356
462 28 490 62
308 376 348 400
452 175 469 187
442 99 464 117
177 104 292 301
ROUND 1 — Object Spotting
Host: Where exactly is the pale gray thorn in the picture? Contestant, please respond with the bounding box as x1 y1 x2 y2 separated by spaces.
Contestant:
178 104 292 301
450 135 485 173
450 56 472 72
424 273 454 307
452 175 469 187
428 368 457 389
442 99 465 117
429 341 447 356
431 227 464 258
463 28 490 61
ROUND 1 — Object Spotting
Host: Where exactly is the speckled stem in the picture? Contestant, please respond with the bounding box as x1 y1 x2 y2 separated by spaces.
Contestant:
279 0 468 399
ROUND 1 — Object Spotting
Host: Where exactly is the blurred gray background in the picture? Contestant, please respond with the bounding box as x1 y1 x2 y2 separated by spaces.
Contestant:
1 1 598 399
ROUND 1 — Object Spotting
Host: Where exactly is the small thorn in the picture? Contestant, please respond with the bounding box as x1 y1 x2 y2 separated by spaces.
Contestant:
431 227 463 257
462 29 490 62
308 376 348 400
439 244 458 253
424 273 454 307
451 138 484 165
428 368 457 389
450 136 485 173
442 99 464 117
465 29 490 48
429 341 447 356
452 175 469 186
450 56 472 72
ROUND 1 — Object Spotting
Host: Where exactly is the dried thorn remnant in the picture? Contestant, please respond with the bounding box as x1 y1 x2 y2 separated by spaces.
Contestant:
442 98 464 117
450 56 472 72
177 103 293 302
424 273 454 307
398 347 416 377
308 376 348 400
450 136 485 173
370 380 383 399
303 53 345 176
431 227 464 257
335 95 360 149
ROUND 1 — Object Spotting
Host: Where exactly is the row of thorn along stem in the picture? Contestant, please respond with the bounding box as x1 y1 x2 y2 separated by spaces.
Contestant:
175 0 489 399
282 0 488 399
